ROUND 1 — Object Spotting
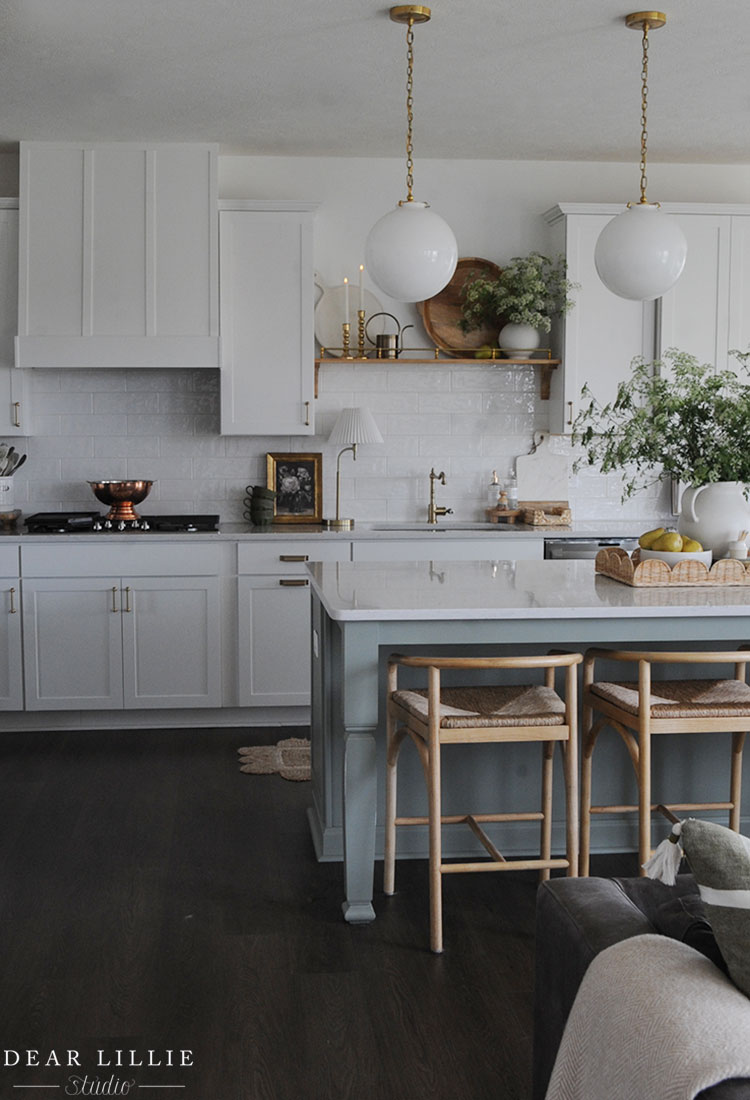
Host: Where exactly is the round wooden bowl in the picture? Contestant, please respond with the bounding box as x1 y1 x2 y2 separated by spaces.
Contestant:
418 257 503 357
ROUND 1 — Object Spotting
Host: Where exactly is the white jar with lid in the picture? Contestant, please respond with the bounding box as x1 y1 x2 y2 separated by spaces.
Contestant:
727 539 748 560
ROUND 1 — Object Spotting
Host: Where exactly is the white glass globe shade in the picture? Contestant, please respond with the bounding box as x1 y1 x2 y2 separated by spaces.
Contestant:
365 201 458 302
594 203 688 301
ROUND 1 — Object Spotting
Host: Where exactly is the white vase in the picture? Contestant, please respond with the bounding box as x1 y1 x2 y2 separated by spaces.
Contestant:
677 481 750 559
498 322 542 358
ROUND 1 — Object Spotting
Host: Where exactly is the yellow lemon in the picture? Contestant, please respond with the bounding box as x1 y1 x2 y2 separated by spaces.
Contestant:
475 345 493 360
680 537 704 552
638 526 666 549
653 531 684 552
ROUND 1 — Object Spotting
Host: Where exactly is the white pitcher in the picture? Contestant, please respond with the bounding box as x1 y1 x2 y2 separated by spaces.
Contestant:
0 476 14 511
678 481 750 559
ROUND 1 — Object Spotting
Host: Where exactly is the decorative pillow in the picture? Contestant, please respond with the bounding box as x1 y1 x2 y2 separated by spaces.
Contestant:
680 819 750 997
653 894 728 974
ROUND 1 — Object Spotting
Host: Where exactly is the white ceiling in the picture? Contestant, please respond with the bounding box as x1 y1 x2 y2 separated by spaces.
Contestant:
0 0 747 164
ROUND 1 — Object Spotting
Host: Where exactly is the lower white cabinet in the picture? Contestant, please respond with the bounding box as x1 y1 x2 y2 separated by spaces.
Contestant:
0 546 23 710
351 537 543 562
21 544 222 710
237 539 350 706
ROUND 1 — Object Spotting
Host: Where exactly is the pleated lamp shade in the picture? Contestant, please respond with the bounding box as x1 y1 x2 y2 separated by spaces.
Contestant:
327 407 383 446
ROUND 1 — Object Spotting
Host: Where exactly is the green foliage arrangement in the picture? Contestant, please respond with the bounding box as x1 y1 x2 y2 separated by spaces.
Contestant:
459 252 577 335
572 348 750 498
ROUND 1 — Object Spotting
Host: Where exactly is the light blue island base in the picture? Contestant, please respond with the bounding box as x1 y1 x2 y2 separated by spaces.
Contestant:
308 559 750 923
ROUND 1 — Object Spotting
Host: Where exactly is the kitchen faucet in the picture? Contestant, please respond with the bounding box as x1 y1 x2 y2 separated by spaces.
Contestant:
428 468 453 524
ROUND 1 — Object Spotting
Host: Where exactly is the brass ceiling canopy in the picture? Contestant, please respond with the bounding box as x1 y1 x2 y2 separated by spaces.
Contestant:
625 10 667 30
390 5 431 24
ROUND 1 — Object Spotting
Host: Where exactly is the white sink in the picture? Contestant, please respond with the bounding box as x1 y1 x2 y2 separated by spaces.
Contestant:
369 522 508 533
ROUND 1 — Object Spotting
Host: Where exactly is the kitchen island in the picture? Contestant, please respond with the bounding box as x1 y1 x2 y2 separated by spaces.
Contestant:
308 558 750 923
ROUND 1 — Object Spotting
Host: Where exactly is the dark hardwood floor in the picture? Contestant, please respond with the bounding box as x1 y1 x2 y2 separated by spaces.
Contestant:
0 725 635 1100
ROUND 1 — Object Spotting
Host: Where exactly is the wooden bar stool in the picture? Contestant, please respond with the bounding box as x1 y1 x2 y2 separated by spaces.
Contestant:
384 651 582 953
580 648 750 876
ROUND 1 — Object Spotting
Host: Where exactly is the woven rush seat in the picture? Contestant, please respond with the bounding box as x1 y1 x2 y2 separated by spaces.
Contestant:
392 684 566 728
385 651 582 953
590 678 750 719
580 649 750 877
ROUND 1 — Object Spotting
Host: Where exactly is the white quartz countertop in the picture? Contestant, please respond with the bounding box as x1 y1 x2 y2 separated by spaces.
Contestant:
308 558 750 621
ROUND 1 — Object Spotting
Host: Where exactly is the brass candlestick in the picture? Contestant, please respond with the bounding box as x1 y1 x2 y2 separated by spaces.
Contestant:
341 322 353 359
357 309 366 358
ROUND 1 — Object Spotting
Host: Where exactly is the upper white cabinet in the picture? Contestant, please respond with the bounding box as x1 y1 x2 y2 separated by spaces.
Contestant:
0 203 31 435
219 201 316 435
544 204 655 434
658 205 750 372
17 142 219 369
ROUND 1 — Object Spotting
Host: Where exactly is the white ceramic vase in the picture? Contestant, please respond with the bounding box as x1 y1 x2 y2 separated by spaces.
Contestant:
677 481 750 559
498 322 542 358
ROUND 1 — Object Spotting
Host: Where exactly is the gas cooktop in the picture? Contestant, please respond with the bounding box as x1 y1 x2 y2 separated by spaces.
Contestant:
24 512 220 534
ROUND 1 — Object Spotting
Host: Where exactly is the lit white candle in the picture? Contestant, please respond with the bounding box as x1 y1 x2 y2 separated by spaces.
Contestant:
358 264 365 310
343 277 349 322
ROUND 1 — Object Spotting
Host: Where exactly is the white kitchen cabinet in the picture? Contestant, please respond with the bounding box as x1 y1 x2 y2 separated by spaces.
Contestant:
0 203 31 435
0 545 23 710
219 201 316 435
658 206 750 374
544 204 655 434
237 539 349 706
21 544 221 710
17 142 219 369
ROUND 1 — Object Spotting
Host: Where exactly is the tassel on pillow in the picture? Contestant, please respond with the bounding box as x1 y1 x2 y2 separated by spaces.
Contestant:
643 821 684 885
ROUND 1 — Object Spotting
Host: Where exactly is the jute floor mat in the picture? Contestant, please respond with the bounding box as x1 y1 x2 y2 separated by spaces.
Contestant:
237 737 311 781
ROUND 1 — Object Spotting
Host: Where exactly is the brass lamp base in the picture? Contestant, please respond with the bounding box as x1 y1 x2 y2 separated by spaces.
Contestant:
323 517 354 530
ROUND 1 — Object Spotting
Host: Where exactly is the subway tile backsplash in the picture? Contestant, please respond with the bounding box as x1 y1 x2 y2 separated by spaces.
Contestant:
8 363 670 524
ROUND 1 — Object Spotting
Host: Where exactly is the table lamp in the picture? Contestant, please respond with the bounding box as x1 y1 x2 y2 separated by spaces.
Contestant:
323 406 383 530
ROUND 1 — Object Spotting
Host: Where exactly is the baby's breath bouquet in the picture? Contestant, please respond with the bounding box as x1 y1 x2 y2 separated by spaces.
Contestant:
572 348 750 497
459 252 577 335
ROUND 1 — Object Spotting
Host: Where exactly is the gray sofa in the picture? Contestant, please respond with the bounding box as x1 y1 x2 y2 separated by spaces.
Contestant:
533 874 750 1100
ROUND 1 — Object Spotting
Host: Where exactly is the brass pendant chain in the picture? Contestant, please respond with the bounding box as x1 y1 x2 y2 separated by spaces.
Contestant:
638 19 650 204
405 17 415 202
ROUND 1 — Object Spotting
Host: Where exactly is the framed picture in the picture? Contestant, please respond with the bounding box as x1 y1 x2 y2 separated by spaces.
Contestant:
266 453 323 524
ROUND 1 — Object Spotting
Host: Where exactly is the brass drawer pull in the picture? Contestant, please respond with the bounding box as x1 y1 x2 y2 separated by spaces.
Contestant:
279 554 309 562
279 578 308 587
567 400 574 426
12 402 20 428
124 585 132 613
111 586 118 613
9 586 16 614
304 401 310 427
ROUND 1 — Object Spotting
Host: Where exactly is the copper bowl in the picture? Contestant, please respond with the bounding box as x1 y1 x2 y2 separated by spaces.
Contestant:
88 480 153 522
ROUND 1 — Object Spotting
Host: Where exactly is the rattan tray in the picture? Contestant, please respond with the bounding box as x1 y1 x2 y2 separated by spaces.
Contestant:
595 546 750 587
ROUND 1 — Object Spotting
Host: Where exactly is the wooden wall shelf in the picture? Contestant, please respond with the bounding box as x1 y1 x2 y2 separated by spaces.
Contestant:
314 357 560 400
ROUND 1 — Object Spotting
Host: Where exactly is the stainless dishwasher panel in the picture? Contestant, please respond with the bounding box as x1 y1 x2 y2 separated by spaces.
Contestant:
543 537 639 560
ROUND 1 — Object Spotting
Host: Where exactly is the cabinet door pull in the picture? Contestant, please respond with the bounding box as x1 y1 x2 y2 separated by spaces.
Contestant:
8 586 16 614
567 400 574 427
124 585 132 613
279 578 308 587
304 401 310 427
111 586 119 613
12 402 20 428
279 554 309 562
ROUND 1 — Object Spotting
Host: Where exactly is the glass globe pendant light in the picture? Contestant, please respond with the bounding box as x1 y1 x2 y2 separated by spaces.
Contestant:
594 11 687 301
365 5 458 303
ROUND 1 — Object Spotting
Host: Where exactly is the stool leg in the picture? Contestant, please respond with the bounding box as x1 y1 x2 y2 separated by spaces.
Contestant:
539 740 554 881
730 730 746 832
384 698 399 896
637 660 652 874
427 665 443 954
579 708 595 877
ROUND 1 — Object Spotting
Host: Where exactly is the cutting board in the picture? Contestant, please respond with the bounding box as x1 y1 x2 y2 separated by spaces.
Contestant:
515 433 569 503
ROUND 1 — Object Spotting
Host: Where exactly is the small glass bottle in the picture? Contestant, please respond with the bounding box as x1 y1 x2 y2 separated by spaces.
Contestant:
505 477 519 509
487 470 500 507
